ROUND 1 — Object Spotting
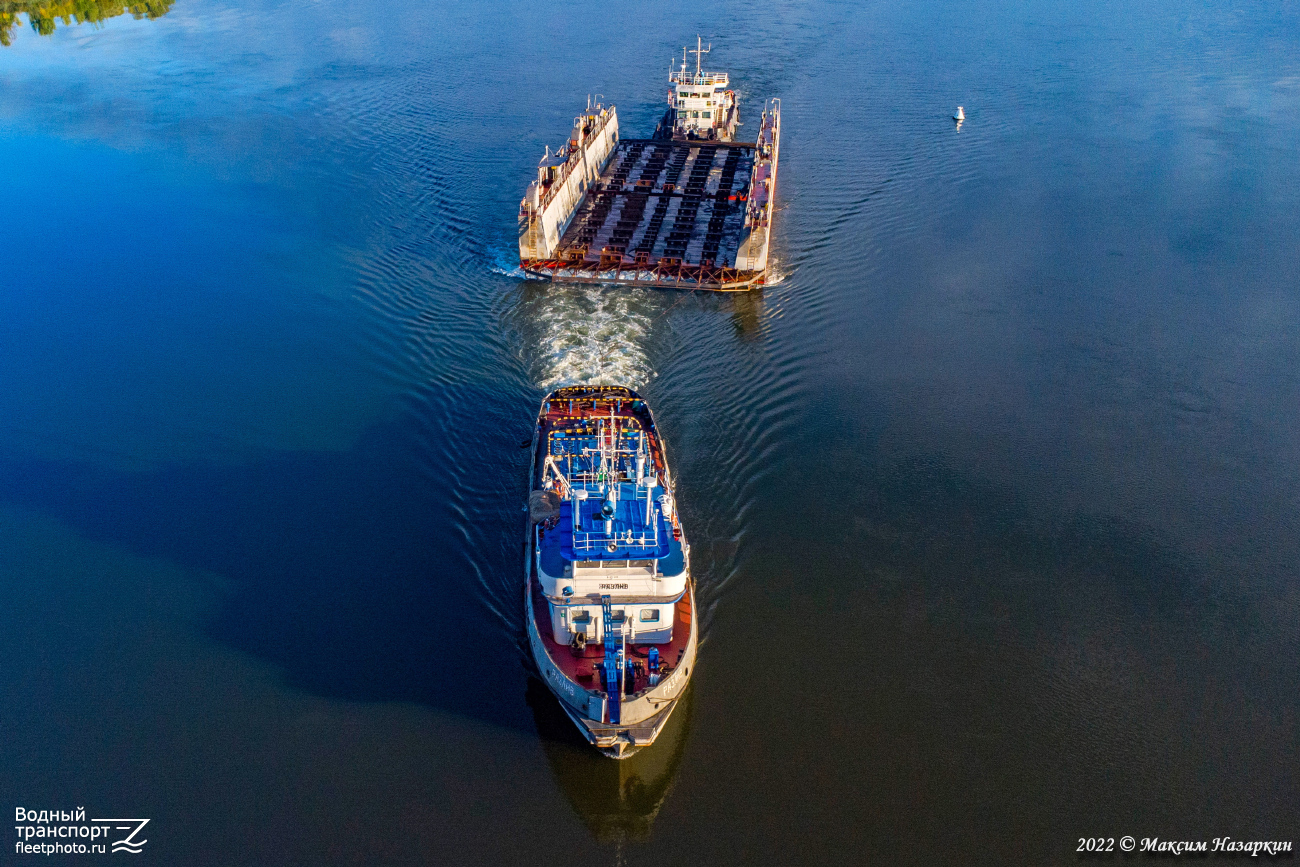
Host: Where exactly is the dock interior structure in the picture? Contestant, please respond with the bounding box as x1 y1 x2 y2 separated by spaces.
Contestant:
526 138 761 290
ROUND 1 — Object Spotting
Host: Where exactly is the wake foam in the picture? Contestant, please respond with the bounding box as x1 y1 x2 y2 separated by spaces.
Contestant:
531 286 654 389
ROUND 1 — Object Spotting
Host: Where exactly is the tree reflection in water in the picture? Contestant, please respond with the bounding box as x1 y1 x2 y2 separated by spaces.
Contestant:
1 0 172 46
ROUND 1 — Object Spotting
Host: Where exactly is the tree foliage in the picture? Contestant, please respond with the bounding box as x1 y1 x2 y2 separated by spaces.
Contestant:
1 0 173 46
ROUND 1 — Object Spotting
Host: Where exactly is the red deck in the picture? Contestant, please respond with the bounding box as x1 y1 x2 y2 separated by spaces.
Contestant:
530 576 693 696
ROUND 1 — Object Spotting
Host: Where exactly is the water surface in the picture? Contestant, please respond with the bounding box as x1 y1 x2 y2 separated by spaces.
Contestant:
2 0 1298 863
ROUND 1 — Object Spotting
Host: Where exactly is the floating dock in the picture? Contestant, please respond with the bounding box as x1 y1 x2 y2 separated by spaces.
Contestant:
519 46 780 292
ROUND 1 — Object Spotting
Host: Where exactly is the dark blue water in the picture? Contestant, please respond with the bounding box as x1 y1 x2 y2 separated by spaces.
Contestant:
2 0 1298 863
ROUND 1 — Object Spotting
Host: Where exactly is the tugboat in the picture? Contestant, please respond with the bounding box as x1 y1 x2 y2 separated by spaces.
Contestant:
525 385 696 758
653 36 740 142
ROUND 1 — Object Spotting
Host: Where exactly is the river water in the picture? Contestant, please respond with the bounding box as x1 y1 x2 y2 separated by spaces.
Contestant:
2 0 1298 863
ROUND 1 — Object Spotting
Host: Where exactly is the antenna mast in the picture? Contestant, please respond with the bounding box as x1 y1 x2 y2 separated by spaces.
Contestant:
689 35 711 79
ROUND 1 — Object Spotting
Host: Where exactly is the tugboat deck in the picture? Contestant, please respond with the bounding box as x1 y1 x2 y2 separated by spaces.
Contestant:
526 138 763 290
530 579 694 697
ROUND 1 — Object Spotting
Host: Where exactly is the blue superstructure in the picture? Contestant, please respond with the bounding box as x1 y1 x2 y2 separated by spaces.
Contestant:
537 425 682 571
540 484 671 561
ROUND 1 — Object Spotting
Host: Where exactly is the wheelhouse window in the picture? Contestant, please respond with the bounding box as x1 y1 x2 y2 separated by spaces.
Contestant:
640 609 660 622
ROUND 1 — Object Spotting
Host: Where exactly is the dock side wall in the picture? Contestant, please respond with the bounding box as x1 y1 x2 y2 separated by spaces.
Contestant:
520 110 620 260
735 106 781 273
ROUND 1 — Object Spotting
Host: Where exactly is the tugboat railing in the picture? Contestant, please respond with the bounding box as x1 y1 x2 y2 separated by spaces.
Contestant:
570 520 661 554
552 415 664 555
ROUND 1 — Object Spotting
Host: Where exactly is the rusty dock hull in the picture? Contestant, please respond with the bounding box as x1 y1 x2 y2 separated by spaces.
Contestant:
521 258 766 291
519 100 779 292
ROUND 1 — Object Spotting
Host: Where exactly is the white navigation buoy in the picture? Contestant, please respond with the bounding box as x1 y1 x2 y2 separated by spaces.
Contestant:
954 106 965 122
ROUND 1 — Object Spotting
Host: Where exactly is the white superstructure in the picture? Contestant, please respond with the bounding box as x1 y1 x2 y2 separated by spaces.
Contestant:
666 37 738 141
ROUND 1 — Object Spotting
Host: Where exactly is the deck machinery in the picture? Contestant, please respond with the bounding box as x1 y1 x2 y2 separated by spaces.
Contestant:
519 40 780 291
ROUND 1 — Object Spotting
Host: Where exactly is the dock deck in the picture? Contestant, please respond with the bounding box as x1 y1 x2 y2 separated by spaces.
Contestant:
523 138 764 290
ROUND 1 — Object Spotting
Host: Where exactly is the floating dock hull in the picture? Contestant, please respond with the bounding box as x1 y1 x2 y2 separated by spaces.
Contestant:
520 103 779 291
